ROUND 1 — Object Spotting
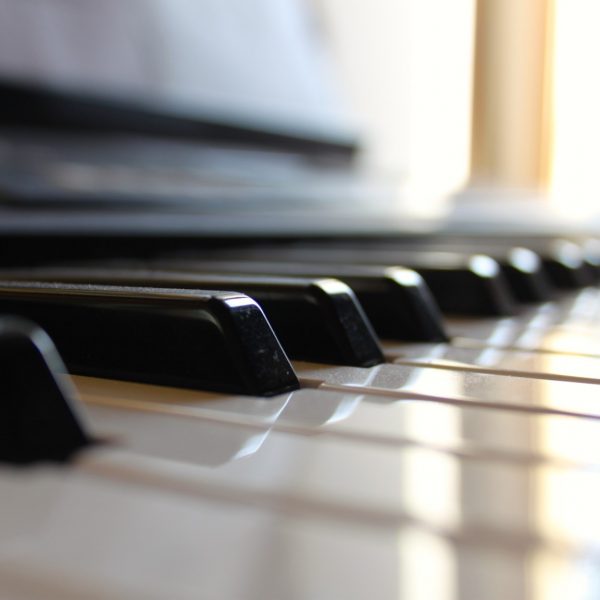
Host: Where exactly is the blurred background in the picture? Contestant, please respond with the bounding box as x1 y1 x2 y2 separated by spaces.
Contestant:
318 0 600 221
0 0 598 223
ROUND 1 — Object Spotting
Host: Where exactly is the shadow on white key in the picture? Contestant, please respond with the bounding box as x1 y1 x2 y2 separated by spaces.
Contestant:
74 376 366 466
74 375 363 428
73 376 289 466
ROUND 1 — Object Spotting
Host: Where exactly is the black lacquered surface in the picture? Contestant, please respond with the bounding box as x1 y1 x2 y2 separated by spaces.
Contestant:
0 282 299 396
0 316 90 464
321 244 554 303
0 268 384 367
425 236 596 291
150 259 449 342
173 246 516 318
383 252 517 316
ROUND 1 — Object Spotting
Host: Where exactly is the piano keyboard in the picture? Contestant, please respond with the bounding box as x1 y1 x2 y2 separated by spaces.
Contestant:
3 239 600 600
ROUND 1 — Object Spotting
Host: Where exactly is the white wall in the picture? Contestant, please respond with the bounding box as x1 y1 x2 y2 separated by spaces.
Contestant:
314 0 477 196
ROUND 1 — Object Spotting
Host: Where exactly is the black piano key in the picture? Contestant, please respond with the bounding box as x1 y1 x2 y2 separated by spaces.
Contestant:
179 247 516 317
508 240 594 289
0 282 299 396
149 259 449 342
306 242 554 303
0 268 384 367
410 254 516 316
0 316 91 464
390 246 552 304
581 239 600 283
496 247 554 303
540 241 596 289
303 246 542 307
322 266 448 342
429 235 595 290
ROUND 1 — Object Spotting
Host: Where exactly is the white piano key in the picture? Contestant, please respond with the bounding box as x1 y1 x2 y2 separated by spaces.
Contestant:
74 375 363 429
285 393 600 467
445 311 554 344
444 290 600 357
72 375 292 423
0 461 403 600
386 342 600 384
455 328 600 358
294 361 600 419
5 283 600 600
1 458 598 600
58 396 600 551
74 377 600 467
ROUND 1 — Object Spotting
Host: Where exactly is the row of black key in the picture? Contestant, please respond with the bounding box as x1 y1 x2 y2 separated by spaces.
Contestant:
0 236 596 400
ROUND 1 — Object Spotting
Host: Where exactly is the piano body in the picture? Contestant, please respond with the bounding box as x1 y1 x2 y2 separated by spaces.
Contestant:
2 2 600 599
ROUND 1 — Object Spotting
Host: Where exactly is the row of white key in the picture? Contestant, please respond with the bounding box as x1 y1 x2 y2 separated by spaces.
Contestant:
3 288 600 599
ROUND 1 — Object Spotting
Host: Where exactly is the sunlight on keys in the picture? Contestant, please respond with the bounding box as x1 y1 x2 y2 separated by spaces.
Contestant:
400 448 460 529
398 528 456 600
403 366 464 400
530 550 594 600
539 378 600 424
536 407 600 463
534 467 600 543
564 288 600 323
537 331 600 356
401 401 462 447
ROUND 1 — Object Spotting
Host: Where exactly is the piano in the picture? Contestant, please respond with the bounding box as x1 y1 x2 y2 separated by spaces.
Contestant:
2 2 600 599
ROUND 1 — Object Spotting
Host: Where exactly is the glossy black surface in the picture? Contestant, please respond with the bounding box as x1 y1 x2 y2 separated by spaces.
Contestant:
180 246 517 318
0 283 299 396
149 259 449 342
346 244 554 303
540 255 594 289
476 247 552 303
400 247 551 304
422 235 596 291
415 260 516 316
0 268 384 367
0 316 90 464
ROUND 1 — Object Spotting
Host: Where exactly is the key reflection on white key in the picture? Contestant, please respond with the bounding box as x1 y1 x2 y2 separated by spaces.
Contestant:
74 376 600 466
4 389 600 599
70 387 600 548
